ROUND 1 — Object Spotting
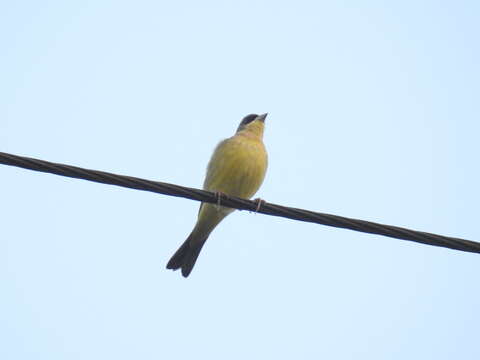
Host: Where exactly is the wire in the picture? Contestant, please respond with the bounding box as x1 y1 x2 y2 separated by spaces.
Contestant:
1 151 478 254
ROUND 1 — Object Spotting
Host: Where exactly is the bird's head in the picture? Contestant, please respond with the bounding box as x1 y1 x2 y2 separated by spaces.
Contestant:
236 113 267 138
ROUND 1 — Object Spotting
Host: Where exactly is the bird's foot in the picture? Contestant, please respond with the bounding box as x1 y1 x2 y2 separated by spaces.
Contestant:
214 191 227 210
252 198 266 213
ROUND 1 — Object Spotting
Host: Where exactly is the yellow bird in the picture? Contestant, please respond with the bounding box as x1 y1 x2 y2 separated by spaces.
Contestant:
167 113 268 277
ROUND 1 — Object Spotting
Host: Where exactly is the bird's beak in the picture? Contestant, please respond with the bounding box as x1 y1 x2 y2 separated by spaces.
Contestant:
257 113 268 123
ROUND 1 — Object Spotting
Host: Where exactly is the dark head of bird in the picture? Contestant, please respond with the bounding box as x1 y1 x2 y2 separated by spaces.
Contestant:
236 113 267 132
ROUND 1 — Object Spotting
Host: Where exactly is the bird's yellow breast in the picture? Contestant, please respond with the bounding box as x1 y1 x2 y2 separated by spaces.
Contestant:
203 133 268 200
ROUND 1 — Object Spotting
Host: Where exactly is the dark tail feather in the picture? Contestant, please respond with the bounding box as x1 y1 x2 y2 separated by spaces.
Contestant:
166 232 208 277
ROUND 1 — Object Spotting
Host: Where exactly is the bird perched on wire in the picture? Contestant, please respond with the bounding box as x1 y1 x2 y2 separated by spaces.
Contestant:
166 113 269 277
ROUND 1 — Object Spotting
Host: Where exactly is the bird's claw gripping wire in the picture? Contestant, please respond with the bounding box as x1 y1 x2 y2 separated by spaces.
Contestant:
214 191 227 210
252 198 266 213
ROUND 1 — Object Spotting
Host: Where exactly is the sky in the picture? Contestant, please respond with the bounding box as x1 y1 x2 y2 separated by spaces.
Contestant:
1 1 480 359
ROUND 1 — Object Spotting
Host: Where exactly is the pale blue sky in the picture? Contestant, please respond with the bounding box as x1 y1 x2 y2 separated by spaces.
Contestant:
2 1 480 359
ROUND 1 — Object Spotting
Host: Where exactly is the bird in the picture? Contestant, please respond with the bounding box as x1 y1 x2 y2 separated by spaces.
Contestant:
166 113 269 277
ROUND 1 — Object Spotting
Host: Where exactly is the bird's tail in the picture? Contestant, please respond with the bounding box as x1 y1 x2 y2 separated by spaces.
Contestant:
166 230 209 277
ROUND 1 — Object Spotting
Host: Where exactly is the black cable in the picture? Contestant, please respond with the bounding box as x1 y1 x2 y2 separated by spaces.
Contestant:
1 151 478 254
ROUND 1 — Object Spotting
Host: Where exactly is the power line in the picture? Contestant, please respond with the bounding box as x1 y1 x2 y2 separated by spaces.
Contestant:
1 151 478 254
